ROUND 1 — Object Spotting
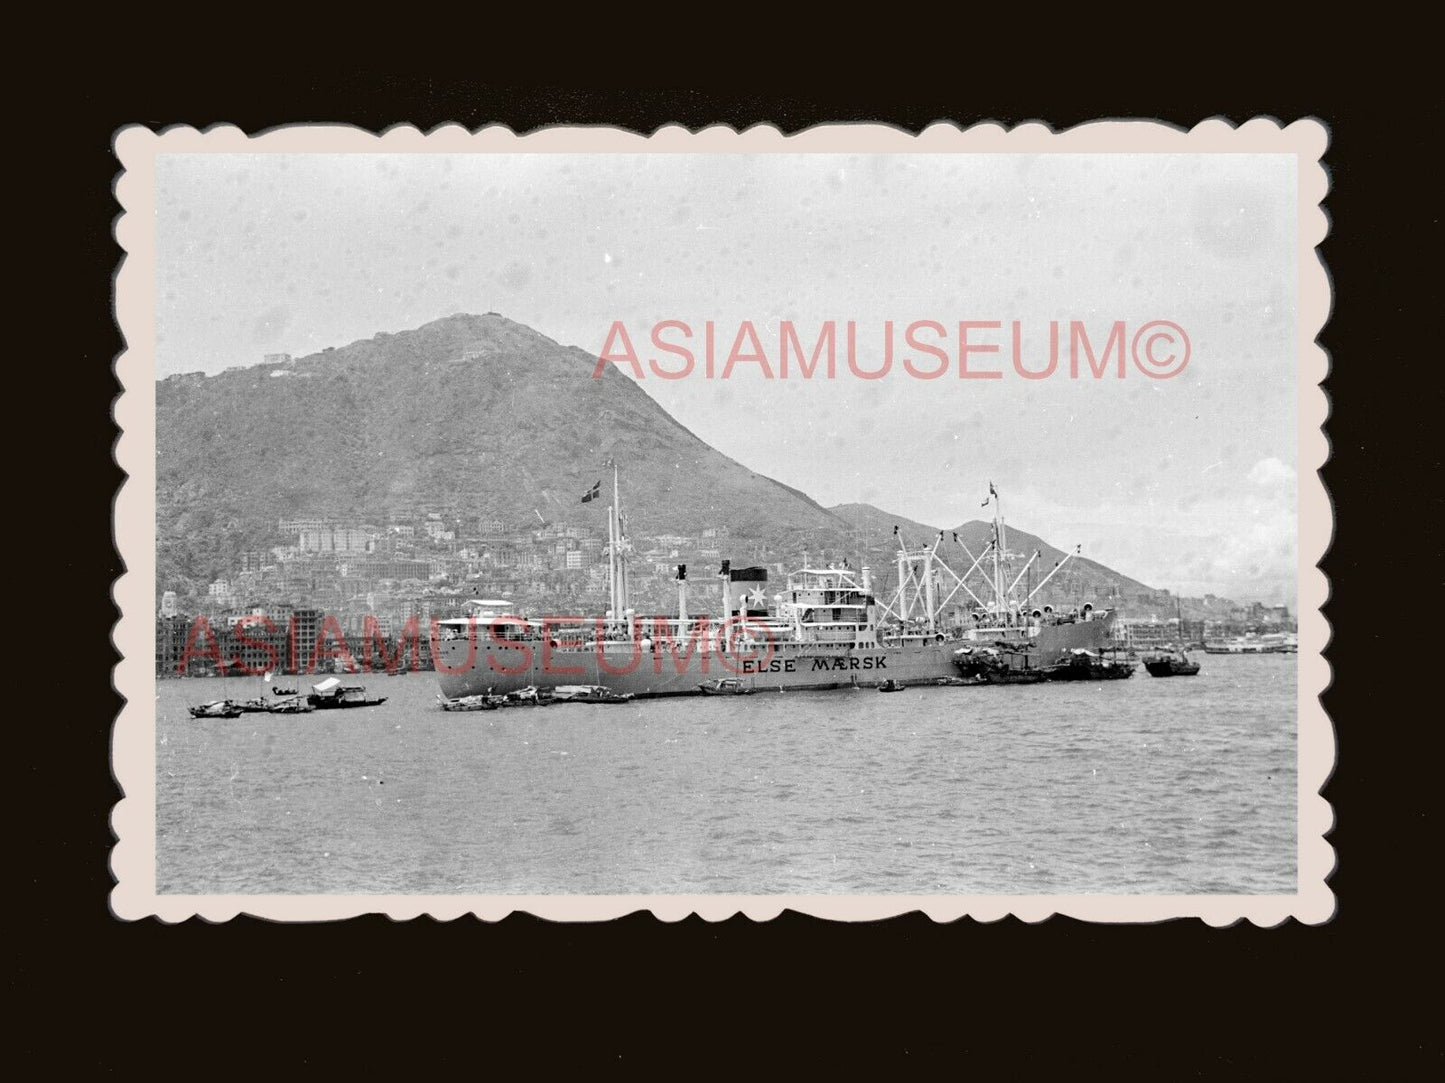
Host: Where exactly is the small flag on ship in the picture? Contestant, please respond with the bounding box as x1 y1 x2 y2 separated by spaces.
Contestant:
580 480 601 503
981 480 997 507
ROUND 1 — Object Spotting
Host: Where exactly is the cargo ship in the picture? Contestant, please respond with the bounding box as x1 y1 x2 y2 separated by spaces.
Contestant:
433 475 1117 699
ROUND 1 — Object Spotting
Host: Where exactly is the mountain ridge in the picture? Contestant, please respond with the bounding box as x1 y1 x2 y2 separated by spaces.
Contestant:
829 501 1195 610
157 313 847 589
158 312 1180 611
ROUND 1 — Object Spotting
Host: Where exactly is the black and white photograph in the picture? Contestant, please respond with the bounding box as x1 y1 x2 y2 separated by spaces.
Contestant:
112 121 1332 921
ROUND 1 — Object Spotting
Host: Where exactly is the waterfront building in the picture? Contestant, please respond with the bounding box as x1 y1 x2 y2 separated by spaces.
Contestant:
156 615 190 675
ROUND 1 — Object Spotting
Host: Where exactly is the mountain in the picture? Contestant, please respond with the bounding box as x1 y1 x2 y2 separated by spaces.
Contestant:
948 518 1158 602
829 502 942 546
157 313 845 588
157 312 1179 612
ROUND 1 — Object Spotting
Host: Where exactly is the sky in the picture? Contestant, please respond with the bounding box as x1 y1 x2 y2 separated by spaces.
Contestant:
155 151 1299 606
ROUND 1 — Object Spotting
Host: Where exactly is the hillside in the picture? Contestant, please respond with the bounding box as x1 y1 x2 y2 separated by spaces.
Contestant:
157 313 1187 614
947 519 1157 598
156 313 844 588
829 502 943 547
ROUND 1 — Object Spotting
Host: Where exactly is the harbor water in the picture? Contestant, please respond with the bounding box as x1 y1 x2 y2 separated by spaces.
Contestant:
155 655 1297 895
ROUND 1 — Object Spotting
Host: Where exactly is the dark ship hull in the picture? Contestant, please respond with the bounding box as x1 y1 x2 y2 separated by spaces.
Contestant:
1144 657 1200 677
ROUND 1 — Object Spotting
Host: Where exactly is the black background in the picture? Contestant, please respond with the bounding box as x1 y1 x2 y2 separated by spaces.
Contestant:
33 67 1436 1072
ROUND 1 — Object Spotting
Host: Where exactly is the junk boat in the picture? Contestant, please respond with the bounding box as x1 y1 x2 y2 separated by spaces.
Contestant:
952 646 1048 684
698 678 755 696
1145 653 1201 678
984 668 1047 685
1041 648 1136 681
306 677 388 709
433 476 1117 700
1145 595 1201 677
188 699 242 719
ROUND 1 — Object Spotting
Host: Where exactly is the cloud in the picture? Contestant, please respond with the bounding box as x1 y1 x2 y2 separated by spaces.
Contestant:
1247 457 1294 487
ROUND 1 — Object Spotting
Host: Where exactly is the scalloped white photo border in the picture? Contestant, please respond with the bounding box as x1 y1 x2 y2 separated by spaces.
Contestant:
111 119 1333 924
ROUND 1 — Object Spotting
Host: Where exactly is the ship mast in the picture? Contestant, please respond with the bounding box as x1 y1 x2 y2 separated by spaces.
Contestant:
992 490 1003 623
607 461 630 627
607 499 617 625
605 460 629 627
614 462 625 618
984 482 1012 625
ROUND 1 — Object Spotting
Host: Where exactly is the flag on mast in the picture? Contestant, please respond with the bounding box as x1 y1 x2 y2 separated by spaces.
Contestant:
981 481 997 507
580 480 601 503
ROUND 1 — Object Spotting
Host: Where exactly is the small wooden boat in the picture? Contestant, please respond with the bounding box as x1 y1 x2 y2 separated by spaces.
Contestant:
553 685 635 704
500 685 554 707
877 679 906 693
266 695 314 714
438 693 497 712
188 699 242 719
698 678 754 696
270 686 298 696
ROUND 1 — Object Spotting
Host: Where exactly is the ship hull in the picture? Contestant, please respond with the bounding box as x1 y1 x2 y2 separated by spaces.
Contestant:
435 637 964 699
